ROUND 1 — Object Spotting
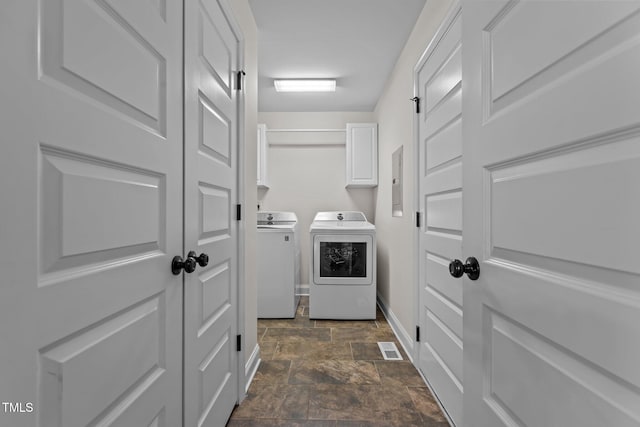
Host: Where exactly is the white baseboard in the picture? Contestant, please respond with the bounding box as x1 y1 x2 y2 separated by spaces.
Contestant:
244 343 261 394
376 295 415 363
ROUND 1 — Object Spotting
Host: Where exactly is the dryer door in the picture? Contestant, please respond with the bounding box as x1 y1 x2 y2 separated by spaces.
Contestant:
313 235 373 285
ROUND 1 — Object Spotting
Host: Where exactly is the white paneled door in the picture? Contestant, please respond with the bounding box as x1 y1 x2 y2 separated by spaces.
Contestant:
183 0 240 425
416 4 463 426
0 1 183 425
462 1 640 426
0 0 241 426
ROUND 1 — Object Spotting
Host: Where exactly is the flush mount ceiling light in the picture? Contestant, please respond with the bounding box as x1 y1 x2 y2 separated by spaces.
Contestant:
274 79 336 92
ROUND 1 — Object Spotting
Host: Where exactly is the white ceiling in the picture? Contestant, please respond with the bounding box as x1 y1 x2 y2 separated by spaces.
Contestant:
248 0 427 112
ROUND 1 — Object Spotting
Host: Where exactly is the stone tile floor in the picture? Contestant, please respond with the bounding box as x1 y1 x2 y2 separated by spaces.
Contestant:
226 297 449 427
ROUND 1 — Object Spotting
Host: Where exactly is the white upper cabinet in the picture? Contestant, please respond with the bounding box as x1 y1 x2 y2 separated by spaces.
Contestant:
346 123 378 188
257 123 269 188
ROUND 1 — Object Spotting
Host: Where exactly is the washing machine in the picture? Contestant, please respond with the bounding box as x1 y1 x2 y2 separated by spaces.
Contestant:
257 211 300 318
309 211 376 319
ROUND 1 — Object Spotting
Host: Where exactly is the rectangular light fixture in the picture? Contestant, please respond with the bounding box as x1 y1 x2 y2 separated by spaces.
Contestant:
274 79 336 92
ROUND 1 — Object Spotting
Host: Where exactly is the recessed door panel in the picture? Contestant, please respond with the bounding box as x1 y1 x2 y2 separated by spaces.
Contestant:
486 310 640 427
199 332 231 408
199 4 233 94
425 161 462 196
40 148 162 271
425 286 462 340
425 254 462 313
489 1 640 102
424 87 462 140
425 310 463 384
490 139 640 275
426 46 461 114
199 93 231 165
200 261 232 334
40 0 166 133
426 191 462 232
199 184 231 240
425 119 462 172
39 299 163 427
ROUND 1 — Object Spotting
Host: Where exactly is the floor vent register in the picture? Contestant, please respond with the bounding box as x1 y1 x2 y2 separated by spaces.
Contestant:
377 342 403 361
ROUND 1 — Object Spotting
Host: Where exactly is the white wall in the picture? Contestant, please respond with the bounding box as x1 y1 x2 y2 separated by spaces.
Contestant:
257 112 375 288
373 0 454 345
229 0 258 368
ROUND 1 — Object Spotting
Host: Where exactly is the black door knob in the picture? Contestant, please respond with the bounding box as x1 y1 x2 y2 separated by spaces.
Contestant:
448 257 480 280
171 256 197 275
449 259 465 278
187 251 209 267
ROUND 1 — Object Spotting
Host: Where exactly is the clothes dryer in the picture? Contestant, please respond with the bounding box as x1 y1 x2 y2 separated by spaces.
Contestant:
309 211 376 319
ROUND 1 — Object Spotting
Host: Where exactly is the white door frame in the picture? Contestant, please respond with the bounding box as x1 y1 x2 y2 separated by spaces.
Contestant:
412 2 462 426
233 16 247 408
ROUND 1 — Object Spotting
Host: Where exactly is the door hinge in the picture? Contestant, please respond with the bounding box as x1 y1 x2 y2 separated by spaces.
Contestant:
416 212 421 228
236 334 242 352
416 326 421 342
236 204 242 221
410 96 420 114
236 70 246 91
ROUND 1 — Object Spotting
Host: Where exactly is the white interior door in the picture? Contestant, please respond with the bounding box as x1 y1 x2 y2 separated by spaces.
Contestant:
416 4 463 426
462 1 640 426
0 1 183 426
183 0 240 425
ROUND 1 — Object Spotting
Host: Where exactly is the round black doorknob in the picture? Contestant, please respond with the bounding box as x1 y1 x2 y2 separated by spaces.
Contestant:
463 257 480 280
449 257 480 281
449 259 465 278
171 256 197 275
187 251 209 267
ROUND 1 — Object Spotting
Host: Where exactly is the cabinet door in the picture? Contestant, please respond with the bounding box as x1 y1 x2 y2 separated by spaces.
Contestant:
257 123 269 188
346 123 378 187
